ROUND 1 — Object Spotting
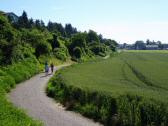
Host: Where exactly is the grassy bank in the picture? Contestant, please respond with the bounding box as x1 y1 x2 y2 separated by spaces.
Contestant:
0 57 42 126
47 51 168 126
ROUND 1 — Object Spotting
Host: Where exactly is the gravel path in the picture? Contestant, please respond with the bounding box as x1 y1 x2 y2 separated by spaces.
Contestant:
9 64 102 126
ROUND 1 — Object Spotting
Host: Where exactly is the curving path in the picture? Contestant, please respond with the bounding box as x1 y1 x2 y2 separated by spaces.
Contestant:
9 64 102 126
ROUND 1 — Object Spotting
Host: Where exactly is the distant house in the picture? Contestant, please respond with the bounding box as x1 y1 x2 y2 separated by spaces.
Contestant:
145 45 159 50
118 41 168 50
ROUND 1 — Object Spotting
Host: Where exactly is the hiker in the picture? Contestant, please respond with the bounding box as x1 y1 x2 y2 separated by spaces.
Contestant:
50 63 54 73
45 62 49 75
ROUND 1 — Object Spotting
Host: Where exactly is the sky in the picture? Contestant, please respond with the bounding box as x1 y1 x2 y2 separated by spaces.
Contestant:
1 0 168 44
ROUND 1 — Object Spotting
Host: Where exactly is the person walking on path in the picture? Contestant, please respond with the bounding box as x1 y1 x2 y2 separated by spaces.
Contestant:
50 63 54 73
45 62 49 76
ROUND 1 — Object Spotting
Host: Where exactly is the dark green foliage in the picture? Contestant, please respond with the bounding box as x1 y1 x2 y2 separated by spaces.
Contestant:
0 13 16 64
47 21 66 37
35 41 52 57
18 29 52 58
73 47 82 58
17 11 29 28
0 75 15 92
104 39 118 51
86 30 99 43
1 10 118 65
69 33 87 50
65 23 77 37
68 33 87 58
50 36 70 61
35 19 46 31
5 58 39 83
11 43 35 62
53 47 69 61
28 18 34 28
0 15 15 41
49 34 60 49
89 42 108 55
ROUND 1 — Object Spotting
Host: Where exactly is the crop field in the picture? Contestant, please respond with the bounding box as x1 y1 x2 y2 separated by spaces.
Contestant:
61 50 168 102
48 50 168 125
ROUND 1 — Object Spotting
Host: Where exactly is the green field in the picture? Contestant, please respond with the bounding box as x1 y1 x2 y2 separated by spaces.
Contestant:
48 50 168 126
61 50 168 101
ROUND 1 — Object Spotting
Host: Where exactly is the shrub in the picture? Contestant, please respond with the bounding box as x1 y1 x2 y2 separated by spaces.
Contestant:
53 47 69 61
0 76 15 92
73 47 82 59
35 41 52 58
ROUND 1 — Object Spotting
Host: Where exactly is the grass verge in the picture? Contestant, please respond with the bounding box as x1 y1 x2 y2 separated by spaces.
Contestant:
0 57 42 126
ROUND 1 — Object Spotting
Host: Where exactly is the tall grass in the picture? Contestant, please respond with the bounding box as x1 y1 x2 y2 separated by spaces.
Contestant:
0 57 42 126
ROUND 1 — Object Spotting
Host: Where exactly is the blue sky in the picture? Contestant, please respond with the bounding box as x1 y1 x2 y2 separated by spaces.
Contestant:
1 0 168 43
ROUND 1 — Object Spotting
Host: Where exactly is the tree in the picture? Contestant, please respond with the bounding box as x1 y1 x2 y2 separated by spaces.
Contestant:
86 30 99 43
47 21 66 36
47 21 54 32
29 18 34 28
65 23 77 37
17 11 29 28
104 39 118 51
35 41 51 57
55 23 66 37
69 33 86 55
48 34 60 50
73 47 82 58
98 34 103 43
35 20 41 29
0 14 16 64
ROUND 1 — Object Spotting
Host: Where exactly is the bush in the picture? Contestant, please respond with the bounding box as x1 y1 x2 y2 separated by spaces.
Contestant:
68 33 86 56
53 47 69 61
89 43 108 56
35 41 52 58
4 58 39 83
0 76 15 92
73 47 82 59
80 104 98 119
11 43 35 63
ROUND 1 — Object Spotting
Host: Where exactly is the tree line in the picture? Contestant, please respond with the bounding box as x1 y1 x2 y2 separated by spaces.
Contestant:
0 10 118 65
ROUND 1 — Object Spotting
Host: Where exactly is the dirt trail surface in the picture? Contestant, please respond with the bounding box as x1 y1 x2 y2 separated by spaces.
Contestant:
9 64 102 126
